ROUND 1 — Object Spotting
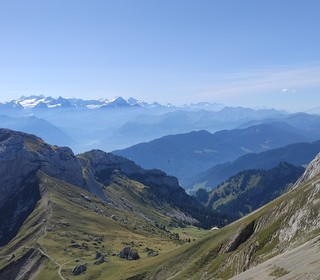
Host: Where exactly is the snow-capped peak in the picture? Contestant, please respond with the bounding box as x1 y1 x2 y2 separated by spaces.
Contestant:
14 95 47 108
2 95 223 111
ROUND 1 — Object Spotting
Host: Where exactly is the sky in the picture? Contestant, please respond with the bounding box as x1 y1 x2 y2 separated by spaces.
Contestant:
0 0 320 112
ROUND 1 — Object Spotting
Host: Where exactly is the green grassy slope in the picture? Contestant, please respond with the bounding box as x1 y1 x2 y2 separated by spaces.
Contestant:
128 157 320 279
200 162 305 221
1 129 319 279
0 171 211 280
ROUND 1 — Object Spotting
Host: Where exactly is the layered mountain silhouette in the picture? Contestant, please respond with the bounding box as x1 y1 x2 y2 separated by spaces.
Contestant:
115 122 320 187
1 128 320 279
195 162 305 221
190 140 320 191
0 95 289 152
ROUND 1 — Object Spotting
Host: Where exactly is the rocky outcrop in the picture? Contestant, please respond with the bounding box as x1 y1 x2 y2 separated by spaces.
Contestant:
225 221 255 253
119 247 140 260
79 150 180 192
145 247 159 257
0 248 48 280
0 129 84 208
80 149 226 229
79 150 143 178
94 252 105 265
293 153 320 188
0 129 107 246
94 256 105 265
220 153 320 276
0 172 40 246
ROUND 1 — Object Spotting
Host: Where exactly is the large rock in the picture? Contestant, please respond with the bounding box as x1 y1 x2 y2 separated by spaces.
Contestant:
72 263 87 275
119 247 140 260
94 252 105 265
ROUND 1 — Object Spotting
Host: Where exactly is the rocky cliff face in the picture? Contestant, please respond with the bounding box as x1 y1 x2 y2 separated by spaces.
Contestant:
0 129 84 208
79 149 221 228
293 152 320 188
221 152 320 276
79 149 181 194
0 129 87 245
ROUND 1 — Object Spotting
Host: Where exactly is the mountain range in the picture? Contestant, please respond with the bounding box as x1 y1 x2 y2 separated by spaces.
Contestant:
0 95 288 152
1 129 320 279
0 95 164 110
114 121 320 187
190 140 320 191
1 95 320 190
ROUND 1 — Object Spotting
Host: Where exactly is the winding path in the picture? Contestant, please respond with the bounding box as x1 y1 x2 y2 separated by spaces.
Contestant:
35 181 70 280
37 248 65 280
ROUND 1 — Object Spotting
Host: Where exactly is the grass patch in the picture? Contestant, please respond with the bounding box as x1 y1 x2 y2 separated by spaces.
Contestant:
170 226 210 241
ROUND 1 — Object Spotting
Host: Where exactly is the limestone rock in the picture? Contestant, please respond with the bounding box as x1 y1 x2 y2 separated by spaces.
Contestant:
72 263 87 275
119 247 140 260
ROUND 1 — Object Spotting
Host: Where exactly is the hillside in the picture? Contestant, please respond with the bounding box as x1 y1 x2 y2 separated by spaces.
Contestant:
0 129 226 279
189 140 320 191
1 129 320 279
114 123 314 187
122 152 320 279
195 162 305 221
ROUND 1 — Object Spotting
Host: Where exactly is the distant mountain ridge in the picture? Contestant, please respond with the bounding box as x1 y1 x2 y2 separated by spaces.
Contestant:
190 140 320 190
0 114 75 147
1 95 162 110
0 95 224 111
195 162 305 222
0 95 290 152
114 122 319 187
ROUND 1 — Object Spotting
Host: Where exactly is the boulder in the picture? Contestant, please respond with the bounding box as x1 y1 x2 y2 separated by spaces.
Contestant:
145 247 159 257
130 249 140 260
94 255 105 265
72 263 87 275
95 251 104 259
119 247 140 260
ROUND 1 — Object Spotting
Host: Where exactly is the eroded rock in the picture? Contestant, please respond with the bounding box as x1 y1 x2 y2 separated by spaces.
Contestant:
72 263 87 275
119 247 140 260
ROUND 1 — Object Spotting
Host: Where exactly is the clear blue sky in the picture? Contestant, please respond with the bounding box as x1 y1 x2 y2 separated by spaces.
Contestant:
0 0 320 111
